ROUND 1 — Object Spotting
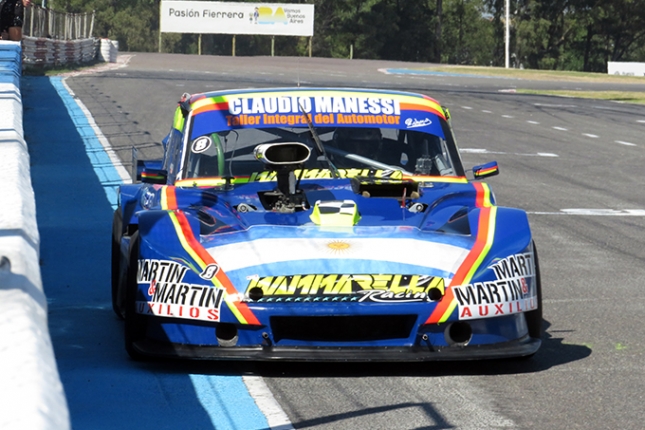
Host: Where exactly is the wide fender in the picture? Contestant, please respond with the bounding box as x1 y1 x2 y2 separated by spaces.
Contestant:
137 210 201 259
467 205 534 284
488 206 533 263
119 183 171 228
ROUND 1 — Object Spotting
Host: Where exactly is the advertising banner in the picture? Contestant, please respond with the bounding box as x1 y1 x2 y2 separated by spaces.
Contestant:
607 62 645 77
160 1 314 36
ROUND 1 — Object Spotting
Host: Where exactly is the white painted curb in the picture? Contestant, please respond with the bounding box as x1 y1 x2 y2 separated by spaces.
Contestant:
0 41 70 430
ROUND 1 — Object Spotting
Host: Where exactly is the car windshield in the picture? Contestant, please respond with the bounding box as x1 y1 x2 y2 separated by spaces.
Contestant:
181 125 462 180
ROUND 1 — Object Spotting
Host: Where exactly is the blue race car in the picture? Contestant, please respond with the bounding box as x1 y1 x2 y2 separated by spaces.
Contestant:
111 87 542 361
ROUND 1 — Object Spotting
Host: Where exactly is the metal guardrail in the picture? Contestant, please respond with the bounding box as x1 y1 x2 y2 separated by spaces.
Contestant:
23 5 94 40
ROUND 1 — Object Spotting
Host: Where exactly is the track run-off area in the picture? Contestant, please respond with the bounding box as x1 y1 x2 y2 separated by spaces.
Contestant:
23 54 645 429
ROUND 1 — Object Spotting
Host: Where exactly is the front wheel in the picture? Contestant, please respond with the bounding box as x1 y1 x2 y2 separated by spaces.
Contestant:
111 209 125 319
123 231 148 361
525 241 543 340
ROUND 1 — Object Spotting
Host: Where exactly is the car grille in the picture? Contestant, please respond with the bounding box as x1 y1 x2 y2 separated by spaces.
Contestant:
270 315 417 342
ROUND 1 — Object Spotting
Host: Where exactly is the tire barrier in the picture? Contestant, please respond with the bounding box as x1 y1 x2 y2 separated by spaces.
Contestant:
99 38 119 63
0 41 71 430
22 37 99 67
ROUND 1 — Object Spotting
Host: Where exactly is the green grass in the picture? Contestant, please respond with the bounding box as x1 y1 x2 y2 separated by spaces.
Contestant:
415 64 645 103
417 64 645 83
515 89 645 104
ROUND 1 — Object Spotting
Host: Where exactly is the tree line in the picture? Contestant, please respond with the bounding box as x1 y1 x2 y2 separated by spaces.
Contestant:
52 0 645 72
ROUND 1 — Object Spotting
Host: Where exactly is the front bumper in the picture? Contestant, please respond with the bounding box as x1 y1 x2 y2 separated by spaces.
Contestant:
129 335 541 361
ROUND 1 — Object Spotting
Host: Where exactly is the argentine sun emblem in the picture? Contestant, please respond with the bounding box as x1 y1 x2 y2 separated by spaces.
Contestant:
326 240 353 255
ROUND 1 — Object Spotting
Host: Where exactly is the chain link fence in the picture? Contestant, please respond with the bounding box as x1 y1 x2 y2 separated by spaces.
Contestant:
23 5 95 40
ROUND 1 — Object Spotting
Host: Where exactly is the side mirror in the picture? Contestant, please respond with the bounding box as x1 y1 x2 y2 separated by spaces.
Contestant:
472 161 499 179
140 168 168 184
132 146 166 184
137 160 167 184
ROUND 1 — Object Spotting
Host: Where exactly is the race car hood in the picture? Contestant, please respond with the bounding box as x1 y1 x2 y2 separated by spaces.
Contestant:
142 178 530 293
135 178 533 327
205 224 472 278
184 178 489 288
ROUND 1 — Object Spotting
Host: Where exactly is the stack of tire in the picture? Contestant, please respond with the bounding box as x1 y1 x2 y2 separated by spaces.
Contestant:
99 38 118 63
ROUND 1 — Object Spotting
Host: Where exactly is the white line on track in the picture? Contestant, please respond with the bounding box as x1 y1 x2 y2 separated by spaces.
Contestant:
462 106 473 109
637 120 645 123
552 126 568 131
460 148 558 157
501 115 514 118
529 209 645 216
535 152 558 157
582 133 599 138
481 110 492 113
616 140 637 146
243 376 294 430
534 103 577 108
527 120 540 124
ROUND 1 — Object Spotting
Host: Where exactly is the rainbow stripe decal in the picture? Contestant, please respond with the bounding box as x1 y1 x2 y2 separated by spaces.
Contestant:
476 166 497 176
140 171 165 182
161 186 260 325
425 182 497 324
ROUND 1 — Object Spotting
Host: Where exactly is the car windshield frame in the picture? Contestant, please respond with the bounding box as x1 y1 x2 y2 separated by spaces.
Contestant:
175 90 467 181
178 121 465 181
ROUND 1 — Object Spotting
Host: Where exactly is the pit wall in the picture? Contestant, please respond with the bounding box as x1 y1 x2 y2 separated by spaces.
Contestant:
0 41 70 430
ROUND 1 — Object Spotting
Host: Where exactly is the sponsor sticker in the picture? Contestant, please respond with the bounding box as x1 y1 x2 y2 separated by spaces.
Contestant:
192 136 212 153
136 259 225 322
224 96 403 127
228 96 401 115
405 118 432 128
199 263 219 280
245 273 445 303
454 252 538 320
249 168 403 182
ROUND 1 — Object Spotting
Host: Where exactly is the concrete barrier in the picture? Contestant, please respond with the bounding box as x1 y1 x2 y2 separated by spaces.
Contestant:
0 41 70 430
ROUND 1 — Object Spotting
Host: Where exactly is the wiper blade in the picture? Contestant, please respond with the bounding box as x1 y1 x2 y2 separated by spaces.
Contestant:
299 102 340 179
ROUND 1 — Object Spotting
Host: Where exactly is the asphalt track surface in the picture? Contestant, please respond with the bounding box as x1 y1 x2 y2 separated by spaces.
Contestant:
25 53 645 429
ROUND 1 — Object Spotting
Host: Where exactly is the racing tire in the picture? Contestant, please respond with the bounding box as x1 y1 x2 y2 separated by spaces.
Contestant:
111 209 125 319
512 241 543 361
524 241 543 340
124 231 148 361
